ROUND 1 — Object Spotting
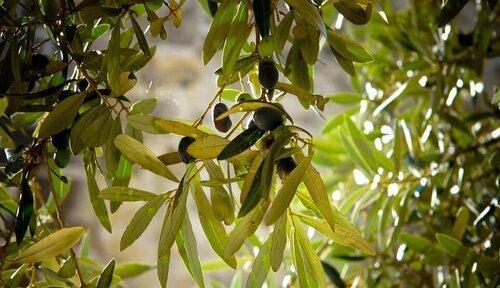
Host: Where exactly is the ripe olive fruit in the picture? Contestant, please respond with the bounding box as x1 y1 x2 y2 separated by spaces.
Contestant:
276 157 297 179
51 129 70 150
236 92 253 103
178 136 196 164
58 90 73 101
77 79 89 92
258 58 279 89
252 107 283 131
213 103 232 133
31 54 49 70
245 118 256 129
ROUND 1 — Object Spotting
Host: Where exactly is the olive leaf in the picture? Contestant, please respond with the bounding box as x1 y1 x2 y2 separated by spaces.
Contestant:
120 195 167 250
217 126 266 160
99 187 157 202
14 227 84 263
114 134 178 182
154 118 208 136
187 135 229 160
37 92 86 138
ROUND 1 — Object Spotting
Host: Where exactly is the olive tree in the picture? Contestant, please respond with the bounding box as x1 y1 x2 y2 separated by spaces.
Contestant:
315 0 499 287
0 0 374 287
0 0 498 288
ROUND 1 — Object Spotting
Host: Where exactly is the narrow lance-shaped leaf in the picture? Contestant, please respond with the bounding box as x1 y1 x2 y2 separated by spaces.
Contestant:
107 20 121 94
130 15 151 58
96 259 115 288
222 3 251 80
176 212 205 288
218 126 266 160
240 152 265 202
114 134 178 182
245 238 272 288
120 194 167 250
37 92 86 138
84 151 112 233
204 160 235 224
191 175 237 268
14 178 33 244
99 187 157 202
203 0 239 64
270 215 287 271
295 149 337 233
285 0 326 37
265 151 313 225
187 135 230 160
14 227 84 263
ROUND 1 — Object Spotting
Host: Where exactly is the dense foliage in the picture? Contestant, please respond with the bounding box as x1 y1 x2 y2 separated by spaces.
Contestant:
0 0 498 288
315 1 500 287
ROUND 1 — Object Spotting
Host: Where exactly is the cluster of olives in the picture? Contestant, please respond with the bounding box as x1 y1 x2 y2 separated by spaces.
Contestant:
178 56 296 183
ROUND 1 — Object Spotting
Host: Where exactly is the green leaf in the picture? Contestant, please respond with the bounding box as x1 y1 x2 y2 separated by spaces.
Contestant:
121 195 167 250
328 92 363 104
37 92 86 138
70 105 110 154
127 114 165 134
270 215 287 271
91 24 110 39
238 163 264 217
192 176 237 268
436 233 476 265
187 135 230 160
14 227 84 263
99 187 157 202
154 118 208 136
296 214 376 256
96 259 115 288
295 149 337 234
130 15 151 58
224 200 269 257
58 256 76 278
81 110 116 147
334 0 372 25
437 0 468 27
107 21 121 94
157 253 170 288
245 238 272 288
114 262 154 279
327 29 373 63
222 4 251 80
203 0 239 64
292 218 327 288
217 126 266 160
451 206 469 240
274 12 294 55
240 153 265 202
176 213 205 288
321 261 345 288
204 160 235 224
274 83 328 111
84 151 112 233
14 179 33 244
265 151 312 225
285 0 326 37
114 134 178 182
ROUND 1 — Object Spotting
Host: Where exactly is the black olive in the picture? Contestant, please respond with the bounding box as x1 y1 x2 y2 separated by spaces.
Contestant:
236 92 253 103
245 118 256 129
55 148 70 168
276 157 297 179
51 129 70 150
178 136 196 164
266 88 275 101
260 134 274 150
213 103 232 133
77 79 89 92
258 58 279 89
252 107 283 131
31 54 49 70
207 0 218 17
65 24 77 43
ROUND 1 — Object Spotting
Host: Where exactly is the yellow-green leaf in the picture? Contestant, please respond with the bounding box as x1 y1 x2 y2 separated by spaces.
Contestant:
187 135 229 160
265 152 312 225
38 92 86 138
14 227 84 263
114 134 178 182
154 118 208 136
99 187 157 202
270 215 287 272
